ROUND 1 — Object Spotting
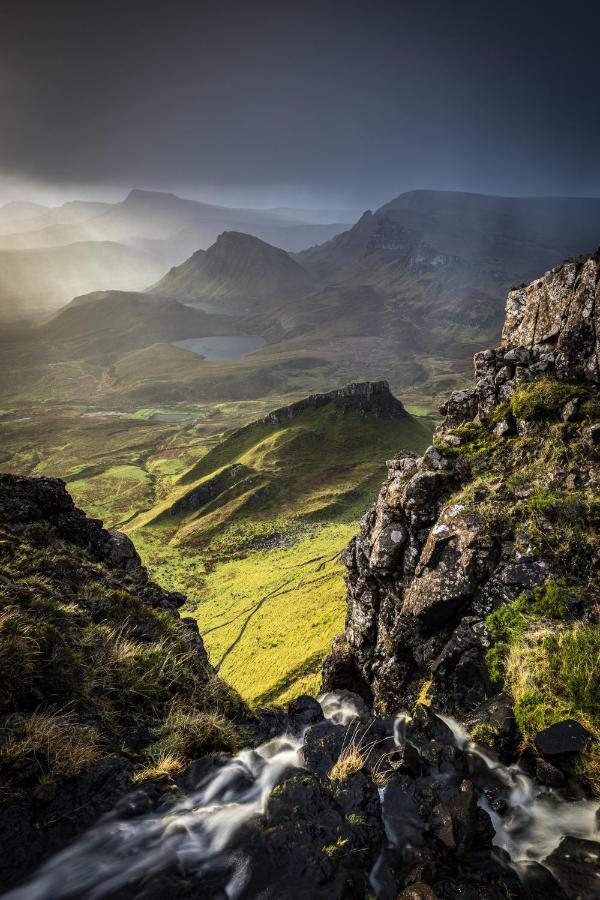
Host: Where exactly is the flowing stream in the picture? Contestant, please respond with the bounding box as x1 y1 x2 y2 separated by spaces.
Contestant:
3 695 598 900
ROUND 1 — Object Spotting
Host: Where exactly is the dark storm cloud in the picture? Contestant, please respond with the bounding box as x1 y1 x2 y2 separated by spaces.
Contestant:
1 0 599 205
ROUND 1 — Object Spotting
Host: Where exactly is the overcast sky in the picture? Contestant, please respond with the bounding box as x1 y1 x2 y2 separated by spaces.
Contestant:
1 0 599 208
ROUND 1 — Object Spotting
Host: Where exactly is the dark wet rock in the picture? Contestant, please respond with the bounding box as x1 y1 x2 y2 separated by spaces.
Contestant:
300 720 347 778
262 770 384 898
431 618 492 713
500 559 549 590
0 755 135 891
331 770 381 822
410 705 456 746
534 758 567 789
287 695 324 732
104 527 141 570
534 720 594 756
384 739 421 779
514 861 569 899
382 775 424 851
321 634 373 701
465 694 519 757
545 836 600 900
176 753 238 793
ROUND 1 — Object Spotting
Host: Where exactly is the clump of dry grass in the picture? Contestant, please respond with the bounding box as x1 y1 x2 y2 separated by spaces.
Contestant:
505 622 599 738
0 608 40 703
132 752 184 784
329 722 382 782
0 710 101 780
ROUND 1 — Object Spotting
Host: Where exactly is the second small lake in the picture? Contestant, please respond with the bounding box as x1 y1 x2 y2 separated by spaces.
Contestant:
172 335 266 360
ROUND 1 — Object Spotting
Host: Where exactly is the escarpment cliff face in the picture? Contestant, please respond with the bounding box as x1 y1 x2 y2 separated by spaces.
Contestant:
261 380 408 426
323 253 599 755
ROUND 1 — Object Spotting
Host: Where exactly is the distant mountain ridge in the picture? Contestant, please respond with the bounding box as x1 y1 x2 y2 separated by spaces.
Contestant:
297 189 600 330
0 190 351 258
150 231 315 305
0 190 350 318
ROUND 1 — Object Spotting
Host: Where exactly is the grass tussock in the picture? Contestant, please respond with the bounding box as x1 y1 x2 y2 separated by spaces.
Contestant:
131 752 185 784
147 705 241 761
509 377 580 422
329 723 381 782
0 710 101 781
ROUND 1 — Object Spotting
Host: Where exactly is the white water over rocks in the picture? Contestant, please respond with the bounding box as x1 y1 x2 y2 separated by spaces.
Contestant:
437 713 599 863
3 696 598 900
2 733 303 900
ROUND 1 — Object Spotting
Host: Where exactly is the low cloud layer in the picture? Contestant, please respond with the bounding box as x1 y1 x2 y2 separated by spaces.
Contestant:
1 1 599 207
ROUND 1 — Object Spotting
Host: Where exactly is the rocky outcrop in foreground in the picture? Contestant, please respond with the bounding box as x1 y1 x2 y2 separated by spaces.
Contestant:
0 474 241 891
323 252 599 775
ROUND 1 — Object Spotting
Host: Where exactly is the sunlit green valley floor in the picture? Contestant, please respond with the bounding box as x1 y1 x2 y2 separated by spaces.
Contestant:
134 522 354 704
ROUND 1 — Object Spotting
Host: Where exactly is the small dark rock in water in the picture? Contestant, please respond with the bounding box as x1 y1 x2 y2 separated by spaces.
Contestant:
287 694 324 732
466 693 519 757
300 720 346 778
545 836 600 900
408 704 455 746
534 758 566 789
534 720 593 756
515 861 569 899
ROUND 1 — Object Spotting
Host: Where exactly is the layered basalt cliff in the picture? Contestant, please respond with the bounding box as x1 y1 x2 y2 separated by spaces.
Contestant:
261 380 408 426
323 253 599 766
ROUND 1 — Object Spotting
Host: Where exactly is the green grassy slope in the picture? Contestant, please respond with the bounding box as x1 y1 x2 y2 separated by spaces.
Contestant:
0 473 242 803
41 291 246 360
129 395 434 703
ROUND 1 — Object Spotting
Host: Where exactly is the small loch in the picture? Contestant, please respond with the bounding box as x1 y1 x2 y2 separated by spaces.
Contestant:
172 335 266 360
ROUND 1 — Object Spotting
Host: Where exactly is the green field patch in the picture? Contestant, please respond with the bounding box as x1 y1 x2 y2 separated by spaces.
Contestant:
69 464 154 527
130 406 213 421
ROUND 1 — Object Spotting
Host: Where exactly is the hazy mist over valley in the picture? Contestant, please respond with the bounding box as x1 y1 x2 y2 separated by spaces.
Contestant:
0 3 599 899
